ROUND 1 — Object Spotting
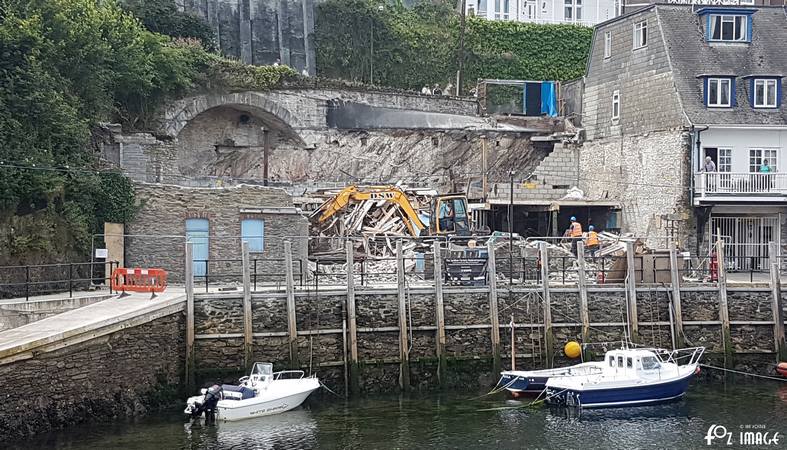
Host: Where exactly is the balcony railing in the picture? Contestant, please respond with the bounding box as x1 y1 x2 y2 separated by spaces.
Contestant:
694 172 787 198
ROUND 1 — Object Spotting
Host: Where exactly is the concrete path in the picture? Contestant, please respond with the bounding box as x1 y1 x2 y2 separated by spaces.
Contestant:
0 288 186 363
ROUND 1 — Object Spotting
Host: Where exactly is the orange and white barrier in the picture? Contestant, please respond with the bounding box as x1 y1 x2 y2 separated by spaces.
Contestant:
111 268 168 293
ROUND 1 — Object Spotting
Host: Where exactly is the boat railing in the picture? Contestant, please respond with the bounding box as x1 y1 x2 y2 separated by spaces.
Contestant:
656 347 706 366
273 370 306 380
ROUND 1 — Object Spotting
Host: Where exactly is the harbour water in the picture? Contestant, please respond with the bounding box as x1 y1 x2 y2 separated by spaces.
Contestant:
15 382 787 449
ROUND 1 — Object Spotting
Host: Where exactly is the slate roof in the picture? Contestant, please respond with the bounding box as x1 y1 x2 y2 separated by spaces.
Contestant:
656 4 787 125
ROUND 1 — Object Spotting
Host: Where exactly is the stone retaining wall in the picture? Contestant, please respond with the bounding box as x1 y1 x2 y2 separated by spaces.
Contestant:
192 285 783 393
0 312 185 441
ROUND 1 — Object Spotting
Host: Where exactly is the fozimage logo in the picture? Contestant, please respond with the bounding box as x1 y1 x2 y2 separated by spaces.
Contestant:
705 424 781 446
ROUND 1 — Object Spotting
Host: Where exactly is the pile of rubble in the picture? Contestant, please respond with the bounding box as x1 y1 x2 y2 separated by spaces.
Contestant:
309 187 435 257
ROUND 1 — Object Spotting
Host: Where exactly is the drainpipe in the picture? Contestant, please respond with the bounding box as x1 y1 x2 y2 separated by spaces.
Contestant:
692 125 710 255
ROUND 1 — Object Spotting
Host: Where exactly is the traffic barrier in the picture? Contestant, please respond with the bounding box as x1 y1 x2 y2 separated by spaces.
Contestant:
111 268 168 293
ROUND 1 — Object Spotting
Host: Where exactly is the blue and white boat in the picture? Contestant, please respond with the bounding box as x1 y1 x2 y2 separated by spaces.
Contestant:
545 346 705 408
500 362 605 397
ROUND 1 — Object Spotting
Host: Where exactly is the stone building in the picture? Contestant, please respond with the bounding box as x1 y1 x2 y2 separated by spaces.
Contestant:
572 4 787 267
126 183 308 283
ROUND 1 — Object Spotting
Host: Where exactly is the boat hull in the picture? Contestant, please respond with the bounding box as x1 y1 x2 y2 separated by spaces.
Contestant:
546 371 695 408
218 386 319 421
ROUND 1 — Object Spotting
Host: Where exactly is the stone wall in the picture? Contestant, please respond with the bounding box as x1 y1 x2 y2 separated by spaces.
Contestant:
190 284 783 393
578 130 694 248
126 183 309 283
0 312 185 442
180 0 315 75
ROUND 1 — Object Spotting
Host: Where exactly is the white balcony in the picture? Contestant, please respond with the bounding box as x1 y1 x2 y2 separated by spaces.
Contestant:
694 172 787 203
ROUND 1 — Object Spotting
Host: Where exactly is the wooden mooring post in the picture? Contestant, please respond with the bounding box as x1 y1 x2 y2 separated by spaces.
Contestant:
284 241 299 368
668 241 686 349
433 243 447 386
539 242 554 367
716 239 733 368
241 242 253 371
625 241 640 343
185 242 195 391
576 241 590 354
487 240 501 374
769 242 787 361
345 241 360 394
396 240 411 391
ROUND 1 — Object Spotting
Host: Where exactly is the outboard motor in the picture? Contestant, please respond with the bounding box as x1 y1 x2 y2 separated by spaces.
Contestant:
191 384 223 424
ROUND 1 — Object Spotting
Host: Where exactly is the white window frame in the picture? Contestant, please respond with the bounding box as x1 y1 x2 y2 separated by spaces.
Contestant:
494 0 510 20
612 90 620 122
749 148 778 173
754 79 778 108
478 0 487 17
707 78 732 108
718 148 732 173
564 0 582 22
633 20 647 50
613 0 622 17
604 31 612 59
709 15 747 42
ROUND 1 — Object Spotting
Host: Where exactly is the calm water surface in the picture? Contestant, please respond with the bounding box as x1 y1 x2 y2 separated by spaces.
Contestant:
17 382 787 449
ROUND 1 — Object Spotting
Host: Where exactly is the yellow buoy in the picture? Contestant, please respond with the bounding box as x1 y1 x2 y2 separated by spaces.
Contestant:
564 341 582 359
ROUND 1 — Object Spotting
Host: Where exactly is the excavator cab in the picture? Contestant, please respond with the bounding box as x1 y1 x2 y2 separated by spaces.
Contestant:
431 195 471 236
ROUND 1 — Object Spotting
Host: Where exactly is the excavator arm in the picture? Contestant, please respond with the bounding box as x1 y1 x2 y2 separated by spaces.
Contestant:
311 185 426 236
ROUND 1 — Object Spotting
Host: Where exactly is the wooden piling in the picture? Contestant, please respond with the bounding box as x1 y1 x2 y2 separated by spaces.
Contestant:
284 241 299 368
539 242 554 367
185 242 195 391
241 241 253 370
345 241 360 395
487 241 501 375
769 242 787 361
625 241 639 343
576 241 590 348
396 240 411 391
668 241 686 349
433 243 447 386
716 239 733 368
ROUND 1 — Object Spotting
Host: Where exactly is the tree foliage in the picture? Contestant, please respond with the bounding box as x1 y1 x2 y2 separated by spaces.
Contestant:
120 0 217 50
315 0 593 90
0 0 294 263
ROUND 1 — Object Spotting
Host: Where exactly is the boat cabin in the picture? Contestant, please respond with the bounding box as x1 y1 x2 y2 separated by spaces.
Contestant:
604 349 662 375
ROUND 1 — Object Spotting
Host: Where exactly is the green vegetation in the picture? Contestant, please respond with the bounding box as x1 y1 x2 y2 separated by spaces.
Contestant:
315 0 593 90
0 0 295 264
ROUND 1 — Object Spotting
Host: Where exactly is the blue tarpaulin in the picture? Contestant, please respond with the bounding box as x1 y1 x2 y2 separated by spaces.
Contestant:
540 82 558 117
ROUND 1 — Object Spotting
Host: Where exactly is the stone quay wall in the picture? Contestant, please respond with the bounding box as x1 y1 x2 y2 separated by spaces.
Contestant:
191 283 786 394
0 311 186 442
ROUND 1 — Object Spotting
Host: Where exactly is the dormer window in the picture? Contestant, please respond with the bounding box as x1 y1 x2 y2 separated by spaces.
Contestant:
698 8 754 43
709 15 747 42
744 76 782 109
703 77 735 108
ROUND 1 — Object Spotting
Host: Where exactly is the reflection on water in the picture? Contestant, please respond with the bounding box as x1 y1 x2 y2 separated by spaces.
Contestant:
16 383 787 449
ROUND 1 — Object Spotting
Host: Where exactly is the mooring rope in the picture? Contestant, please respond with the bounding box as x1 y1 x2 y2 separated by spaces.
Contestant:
319 381 343 397
700 364 787 383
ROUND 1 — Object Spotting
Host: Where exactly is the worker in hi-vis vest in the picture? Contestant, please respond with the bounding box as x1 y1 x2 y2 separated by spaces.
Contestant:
585 225 600 259
567 216 582 255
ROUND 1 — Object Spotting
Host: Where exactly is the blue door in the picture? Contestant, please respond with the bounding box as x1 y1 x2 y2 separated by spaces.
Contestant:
186 219 209 277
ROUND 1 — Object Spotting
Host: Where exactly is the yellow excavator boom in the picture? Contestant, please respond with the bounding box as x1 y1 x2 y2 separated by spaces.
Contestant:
312 185 426 236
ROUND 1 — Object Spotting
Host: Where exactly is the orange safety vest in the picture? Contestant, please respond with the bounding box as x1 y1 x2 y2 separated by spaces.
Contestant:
570 221 583 237
586 231 599 247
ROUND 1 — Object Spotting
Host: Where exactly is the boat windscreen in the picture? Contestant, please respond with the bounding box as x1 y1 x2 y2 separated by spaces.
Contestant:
641 356 660 370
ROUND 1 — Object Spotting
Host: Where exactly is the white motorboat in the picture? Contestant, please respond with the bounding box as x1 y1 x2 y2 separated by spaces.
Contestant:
545 346 705 408
185 362 320 422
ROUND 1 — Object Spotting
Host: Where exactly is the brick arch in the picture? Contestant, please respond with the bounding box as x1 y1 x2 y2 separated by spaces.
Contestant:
159 91 305 145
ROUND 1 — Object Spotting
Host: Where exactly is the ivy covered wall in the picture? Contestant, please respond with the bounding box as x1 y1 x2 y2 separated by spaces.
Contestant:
315 0 593 91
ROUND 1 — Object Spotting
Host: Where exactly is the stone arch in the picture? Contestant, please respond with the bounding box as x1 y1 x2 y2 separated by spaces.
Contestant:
159 91 305 145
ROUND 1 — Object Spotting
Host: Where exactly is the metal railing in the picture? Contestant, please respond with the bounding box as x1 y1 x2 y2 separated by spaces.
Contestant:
695 172 787 196
0 261 119 301
194 258 303 292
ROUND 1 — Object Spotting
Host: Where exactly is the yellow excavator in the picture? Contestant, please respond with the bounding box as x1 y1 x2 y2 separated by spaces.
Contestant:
311 185 474 237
